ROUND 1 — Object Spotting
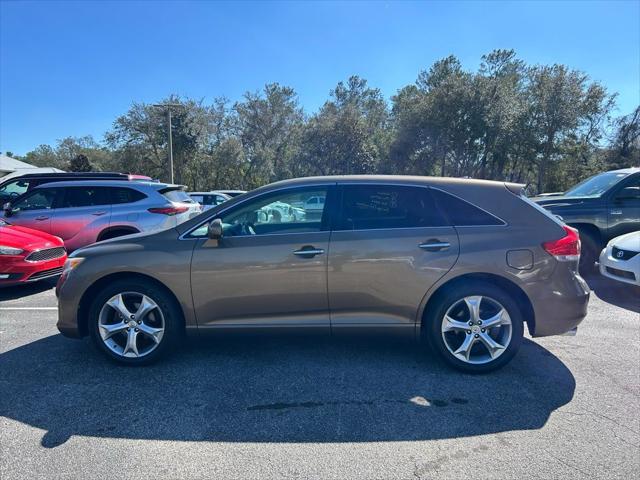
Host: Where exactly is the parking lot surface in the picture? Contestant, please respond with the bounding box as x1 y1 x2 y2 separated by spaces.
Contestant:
1 274 639 479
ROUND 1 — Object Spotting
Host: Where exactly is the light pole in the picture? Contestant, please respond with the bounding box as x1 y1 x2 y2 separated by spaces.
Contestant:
152 103 182 184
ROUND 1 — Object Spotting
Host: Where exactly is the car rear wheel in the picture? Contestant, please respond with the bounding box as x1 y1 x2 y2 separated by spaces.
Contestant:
88 280 182 365
578 230 599 274
425 282 524 373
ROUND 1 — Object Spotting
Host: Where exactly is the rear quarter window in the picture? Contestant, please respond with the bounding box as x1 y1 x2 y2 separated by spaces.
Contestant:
430 189 505 226
110 187 147 204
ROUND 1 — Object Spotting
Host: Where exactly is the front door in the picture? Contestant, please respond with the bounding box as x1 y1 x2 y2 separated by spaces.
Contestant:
190 185 333 329
328 184 459 330
608 175 640 240
4 188 59 233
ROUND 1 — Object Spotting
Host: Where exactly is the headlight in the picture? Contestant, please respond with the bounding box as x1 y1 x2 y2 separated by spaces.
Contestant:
62 257 85 274
0 245 24 255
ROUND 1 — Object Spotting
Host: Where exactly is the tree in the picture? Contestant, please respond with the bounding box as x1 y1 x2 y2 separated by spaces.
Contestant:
608 106 640 168
16 51 632 194
300 76 389 176
68 153 92 172
234 83 304 188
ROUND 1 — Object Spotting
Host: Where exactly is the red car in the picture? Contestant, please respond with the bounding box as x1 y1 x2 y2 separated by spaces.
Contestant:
0 218 67 286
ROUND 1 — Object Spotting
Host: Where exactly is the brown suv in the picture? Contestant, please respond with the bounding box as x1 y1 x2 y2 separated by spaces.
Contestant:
56 176 589 372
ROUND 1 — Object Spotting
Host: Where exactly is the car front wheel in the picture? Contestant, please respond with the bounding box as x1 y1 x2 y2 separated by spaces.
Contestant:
88 280 182 365
425 282 524 373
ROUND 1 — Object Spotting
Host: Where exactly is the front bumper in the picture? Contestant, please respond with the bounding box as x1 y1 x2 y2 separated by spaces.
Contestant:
599 247 640 286
0 255 66 286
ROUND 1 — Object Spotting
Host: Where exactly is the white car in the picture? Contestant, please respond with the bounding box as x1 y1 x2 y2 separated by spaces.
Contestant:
599 231 640 286
304 195 325 211
188 191 231 211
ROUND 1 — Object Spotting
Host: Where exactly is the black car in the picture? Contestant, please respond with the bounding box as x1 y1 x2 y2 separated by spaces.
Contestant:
534 167 640 270
0 172 153 204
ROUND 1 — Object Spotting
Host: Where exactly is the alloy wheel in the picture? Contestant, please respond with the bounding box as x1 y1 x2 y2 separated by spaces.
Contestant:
98 292 165 358
440 295 512 365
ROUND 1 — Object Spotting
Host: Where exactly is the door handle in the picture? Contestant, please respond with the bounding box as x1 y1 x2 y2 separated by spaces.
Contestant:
293 246 325 258
419 241 450 252
92 211 107 216
35 216 49 221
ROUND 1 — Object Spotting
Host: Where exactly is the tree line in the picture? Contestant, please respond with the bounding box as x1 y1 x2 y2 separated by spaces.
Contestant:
11 50 639 194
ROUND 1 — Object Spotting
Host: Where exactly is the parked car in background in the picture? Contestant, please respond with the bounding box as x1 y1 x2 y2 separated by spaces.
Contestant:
534 167 640 271
0 218 67 286
304 195 325 211
2 180 200 252
0 172 154 205
56 175 589 373
215 190 246 198
188 191 231 211
599 231 640 286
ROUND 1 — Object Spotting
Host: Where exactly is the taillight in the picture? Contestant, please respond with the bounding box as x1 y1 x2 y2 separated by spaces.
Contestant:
542 226 581 262
148 206 189 216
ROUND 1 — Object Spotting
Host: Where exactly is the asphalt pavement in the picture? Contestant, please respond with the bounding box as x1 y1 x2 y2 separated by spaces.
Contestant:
0 273 638 479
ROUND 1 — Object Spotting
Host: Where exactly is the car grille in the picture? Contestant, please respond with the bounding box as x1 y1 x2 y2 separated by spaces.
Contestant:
605 266 636 281
27 266 64 281
25 247 66 262
611 246 639 261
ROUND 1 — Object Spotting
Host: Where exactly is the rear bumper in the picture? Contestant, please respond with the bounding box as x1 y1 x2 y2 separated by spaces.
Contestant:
528 270 590 337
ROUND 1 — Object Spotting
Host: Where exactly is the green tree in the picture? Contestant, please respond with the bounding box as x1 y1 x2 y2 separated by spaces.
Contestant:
234 83 304 188
68 153 92 172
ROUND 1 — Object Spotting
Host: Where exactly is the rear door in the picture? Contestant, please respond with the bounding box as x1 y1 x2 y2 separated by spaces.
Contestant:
328 183 459 331
3 187 58 233
50 186 111 251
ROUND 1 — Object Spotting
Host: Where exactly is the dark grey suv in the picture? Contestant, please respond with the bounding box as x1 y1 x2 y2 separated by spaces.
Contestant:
56 175 590 372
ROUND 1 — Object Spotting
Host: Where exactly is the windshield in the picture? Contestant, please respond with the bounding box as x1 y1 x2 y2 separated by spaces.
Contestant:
564 172 629 198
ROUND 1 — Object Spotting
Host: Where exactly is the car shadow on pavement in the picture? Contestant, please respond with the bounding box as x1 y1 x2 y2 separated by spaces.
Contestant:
0 278 57 302
0 334 575 448
583 272 640 313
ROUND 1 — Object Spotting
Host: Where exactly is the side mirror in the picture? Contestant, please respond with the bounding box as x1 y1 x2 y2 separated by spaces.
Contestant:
207 218 223 240
615 186 640 202
2 202 12 217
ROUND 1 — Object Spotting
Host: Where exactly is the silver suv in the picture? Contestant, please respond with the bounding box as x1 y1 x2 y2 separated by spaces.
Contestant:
2 180 201 252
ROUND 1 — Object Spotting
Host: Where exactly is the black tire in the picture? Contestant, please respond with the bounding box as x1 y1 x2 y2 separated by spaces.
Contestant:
578 230 600 274
88 279 183 365
424 281 524 373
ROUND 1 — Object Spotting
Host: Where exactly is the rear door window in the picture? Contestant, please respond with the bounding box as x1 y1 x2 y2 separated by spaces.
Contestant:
62 187 110 208
338 185 448 230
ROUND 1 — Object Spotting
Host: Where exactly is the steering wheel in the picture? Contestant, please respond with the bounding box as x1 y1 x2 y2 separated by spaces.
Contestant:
239 221 256 236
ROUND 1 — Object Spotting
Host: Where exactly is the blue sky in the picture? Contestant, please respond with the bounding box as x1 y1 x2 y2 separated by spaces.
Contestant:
1 0 639 155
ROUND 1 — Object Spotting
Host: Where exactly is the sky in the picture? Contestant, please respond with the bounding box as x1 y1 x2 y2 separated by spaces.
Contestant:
1 0 639 156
